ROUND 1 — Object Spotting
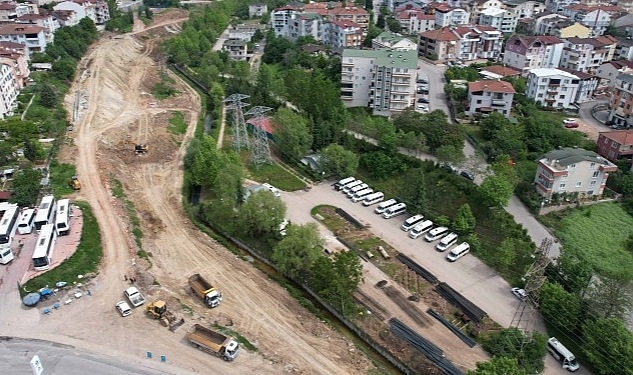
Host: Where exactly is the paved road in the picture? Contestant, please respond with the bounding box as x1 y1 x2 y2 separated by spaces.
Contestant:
417 59 448 114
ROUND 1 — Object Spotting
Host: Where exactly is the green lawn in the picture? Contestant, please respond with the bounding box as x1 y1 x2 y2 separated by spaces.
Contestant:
554 202 633 278
168 111 187 135
248 162 306 192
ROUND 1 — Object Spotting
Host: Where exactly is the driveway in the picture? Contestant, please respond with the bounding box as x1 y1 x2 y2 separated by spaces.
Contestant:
417 59 448 114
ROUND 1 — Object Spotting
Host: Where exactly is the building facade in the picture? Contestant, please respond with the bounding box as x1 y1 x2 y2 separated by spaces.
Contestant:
607 74 633 128
418 26 502 62
0 24 46 56
466 79 516 117
597 130 633 161
526 68 580 108
559 36 617 73
503 34 564 76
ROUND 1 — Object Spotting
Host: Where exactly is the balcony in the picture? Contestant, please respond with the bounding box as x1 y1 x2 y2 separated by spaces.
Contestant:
547 89 558 94
492 99 506 106
544 98 556 102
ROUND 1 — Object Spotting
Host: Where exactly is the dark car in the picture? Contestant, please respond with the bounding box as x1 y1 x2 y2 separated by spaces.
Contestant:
417 89 429 94
417 78 428 84
460 170 475 181
417 97 430 104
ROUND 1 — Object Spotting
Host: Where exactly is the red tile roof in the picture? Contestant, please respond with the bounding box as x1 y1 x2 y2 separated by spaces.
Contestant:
0 3 15 11
481 65 522 77
600 130 633 146
331 19 361 28
468 80 516 94
247 117 274 134
0 24 44 35
419 26 459 41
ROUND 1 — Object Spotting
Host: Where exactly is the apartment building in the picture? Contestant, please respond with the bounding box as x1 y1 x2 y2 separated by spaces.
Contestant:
466 79 516 118
432 4 470 27
534 147 617 199
249 3 268 18
271 5 300 36
559 36 617 73
322 20 364 48
503 34 564 76
0 62 18 119
558 67 599 103
0 42 28 88
608 74 633 128
596 60 633 86
477 7 517 33
597 130 633 162
222 39 248 61
561 4 624 37
15 13 58 43
341 49 417 117
328 6 369 29
503 0 546 20
418 26 502 62
52 0 109 25
613 37 633 61
372 31 417 51
465 0 504 24
395 7 435 34
0 24 46 56
287 13 321 41
228 24 267 41
526 68 580 109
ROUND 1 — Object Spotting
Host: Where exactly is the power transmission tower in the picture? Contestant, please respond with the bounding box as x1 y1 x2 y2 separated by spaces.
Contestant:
245 106 273 167
224 93 250 151
510 238 553 344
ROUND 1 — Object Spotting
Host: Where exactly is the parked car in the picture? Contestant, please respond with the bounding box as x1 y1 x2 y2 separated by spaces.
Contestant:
417 97 430 104
417 104 429 112
116 301 132 317
459 170 475 181
563 118 579 128
417 88 429 94
511 287 527 300
417 78 428 84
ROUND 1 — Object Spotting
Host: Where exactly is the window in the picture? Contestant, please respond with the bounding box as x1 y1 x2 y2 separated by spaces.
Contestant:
590 162 596 169
559 183 566 190
592 171 600 178
590 180 597 187
612 141 618 147
576 181 582 187
561 175 567 181
538 93 543 98
559 95 565 99
476 100 482 104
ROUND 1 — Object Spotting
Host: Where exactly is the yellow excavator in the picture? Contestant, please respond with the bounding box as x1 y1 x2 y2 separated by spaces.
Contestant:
68 176 81 190
146 300 185 331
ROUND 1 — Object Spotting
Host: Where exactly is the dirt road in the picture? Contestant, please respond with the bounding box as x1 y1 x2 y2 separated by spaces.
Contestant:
0 12 371 375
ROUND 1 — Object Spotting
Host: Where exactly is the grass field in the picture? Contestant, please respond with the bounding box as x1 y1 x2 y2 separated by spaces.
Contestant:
247 162 306 192
552 202 633 278
168 111 187 135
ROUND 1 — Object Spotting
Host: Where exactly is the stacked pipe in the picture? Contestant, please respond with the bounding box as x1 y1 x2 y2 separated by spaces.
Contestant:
435 283 487 323
396 253 439 285
426 309 477 348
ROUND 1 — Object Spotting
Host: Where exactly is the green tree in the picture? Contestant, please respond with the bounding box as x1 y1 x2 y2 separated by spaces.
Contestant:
38 84 58 108
320 144 359 177
435 144 465 166
452 203 476 235
495 238 516 271
552 251 593 295
480 112 509 141
207 162 244 223
272 223 324 280
583 317 633 375
585 276 633 320
479 174 515 207
10 169 41 206
331 250 363 313
468 356 527 375
272 108 313 163
23 138 37 162
539 282 581 331
482 328 547 374
397 167 428 214
237 190 286 238
189 135 227 188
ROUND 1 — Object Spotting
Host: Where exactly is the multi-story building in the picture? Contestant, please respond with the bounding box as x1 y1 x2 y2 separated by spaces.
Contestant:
466 0 504 24
559 36 617 74
558 67 599 103
597 130 633 162
249 3 268 18
0 62 18 119
15 13 58 43
0 24 46 56
608 74 633 128
287 13 322 41
478 64 522 79
0 2 18 22
53 0 109 25
526 68 580 109
328 6 369 29
477 7 517 33
372 31 417 51
613 37 633 61
534 147 617 199
94 0 109 24
531 12 592 38
222 39 248 61
596 60 633 86
0 41 29 88
503 34 564 76
271 5 300 36
50 9 78 27
395 7 435 34
561 4 624 37
341 49 417 117
433 4 470 27
466 79 516 118
418 25 502 62
228 24 267 41
322 20 364 48
503 0 546 20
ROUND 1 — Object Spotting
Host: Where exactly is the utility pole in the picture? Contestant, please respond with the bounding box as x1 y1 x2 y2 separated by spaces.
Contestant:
245 106 273 167
223 93 250 151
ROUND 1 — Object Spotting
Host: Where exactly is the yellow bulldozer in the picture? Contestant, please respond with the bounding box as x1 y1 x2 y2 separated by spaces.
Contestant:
68 176 81 190
146 300 185 332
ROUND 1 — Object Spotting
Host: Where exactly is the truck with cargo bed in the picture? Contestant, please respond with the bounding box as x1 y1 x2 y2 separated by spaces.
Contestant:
187 324 239 361
188 273 223 308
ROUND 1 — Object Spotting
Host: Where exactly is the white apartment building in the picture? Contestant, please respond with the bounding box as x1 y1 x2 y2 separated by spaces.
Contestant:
559 36 617 73
287 13 321 41
0 63 18 119
434 5 470 27
341 49 417 117
0 24 46 56
561 5 617 37
467 80 516 118
322 20 364 48
372 31 417 51
503 34 564 76
395 9 435 34
271 5 300 36
478 7 517 33
526 68 580 108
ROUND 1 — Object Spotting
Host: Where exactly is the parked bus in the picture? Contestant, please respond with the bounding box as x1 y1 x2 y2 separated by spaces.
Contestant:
547 337 579 372
17 208 35 235
0 204 19 250
34 195 56 231
55 199 71 236
32 224 56 271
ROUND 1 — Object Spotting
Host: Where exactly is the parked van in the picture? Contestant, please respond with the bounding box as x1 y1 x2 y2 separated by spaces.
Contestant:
447 242 470 262
400 214 424 231
408 220 433 239
436 232 458 252
362 192 385 206
375 199 398 214
347 183 369 197
425 227 449 242
342 180 363 194
382 203 407 219
335 177 355 190
351 188 374 202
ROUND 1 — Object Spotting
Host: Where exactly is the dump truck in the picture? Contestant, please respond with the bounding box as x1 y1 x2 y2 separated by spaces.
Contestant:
187 324 239 361
134 144 148 154
146 300 185 332
188 273 223 308
68 176 81 190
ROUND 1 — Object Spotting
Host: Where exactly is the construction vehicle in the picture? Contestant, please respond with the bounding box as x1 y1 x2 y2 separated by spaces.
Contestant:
187 324 239 361
188 273 223 308
68 176 81 190
134 144 148 154
146 300 185 332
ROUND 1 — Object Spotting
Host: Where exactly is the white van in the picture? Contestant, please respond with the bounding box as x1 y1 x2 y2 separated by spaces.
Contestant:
347 183 369 197
382 203 407 219
447 242 470 262
375 199 398 214
409 220 434 239
424 227 449 242
362 192 384 206
335 176 355 190
401 214 424 231
342 180 363 194
436 232 458 252
351 188 374 202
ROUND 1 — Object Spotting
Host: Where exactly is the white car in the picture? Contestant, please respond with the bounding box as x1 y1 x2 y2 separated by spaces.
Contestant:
279 219 289 236
511 287 527 300
262 183 280 197
124 287 145 307
417 104 429 112
116 301 132 317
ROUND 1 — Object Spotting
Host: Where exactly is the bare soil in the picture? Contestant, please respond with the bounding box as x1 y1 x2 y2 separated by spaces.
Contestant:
32 11 373 375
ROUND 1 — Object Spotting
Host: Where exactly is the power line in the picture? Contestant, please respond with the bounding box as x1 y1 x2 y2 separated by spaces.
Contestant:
224 93 250 151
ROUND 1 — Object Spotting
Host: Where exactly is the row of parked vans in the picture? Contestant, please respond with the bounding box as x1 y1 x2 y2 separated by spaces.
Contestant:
335 176 470 262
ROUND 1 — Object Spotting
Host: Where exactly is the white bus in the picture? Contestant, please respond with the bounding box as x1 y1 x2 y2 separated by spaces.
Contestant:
32 224 56 271
55 199 71 236
547 337 579 372
34 195 56 231
17 208 35 235
0 204 19 249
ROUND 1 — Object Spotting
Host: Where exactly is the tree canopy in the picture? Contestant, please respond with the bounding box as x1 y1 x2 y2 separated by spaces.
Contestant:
272 223 324 280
